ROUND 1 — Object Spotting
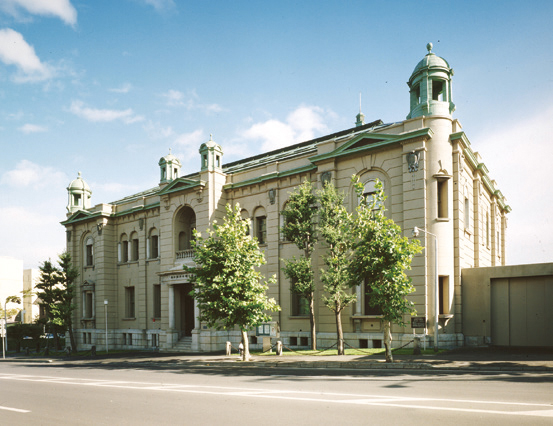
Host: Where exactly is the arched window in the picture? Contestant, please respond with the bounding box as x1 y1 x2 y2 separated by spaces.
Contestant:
148 228 159 259
253 206 267 245
84 237 94 266
240 209 250 236
130 231 139 261
174 206 196 256
119 234 129 263
361 179 384 209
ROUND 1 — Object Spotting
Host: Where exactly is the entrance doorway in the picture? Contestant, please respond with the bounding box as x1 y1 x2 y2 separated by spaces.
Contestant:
176 284 195 337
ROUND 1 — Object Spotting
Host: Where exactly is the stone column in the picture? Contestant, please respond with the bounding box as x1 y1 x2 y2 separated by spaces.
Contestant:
168 285 175 329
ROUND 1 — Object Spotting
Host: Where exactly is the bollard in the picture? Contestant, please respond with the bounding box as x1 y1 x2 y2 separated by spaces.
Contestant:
226 341 232 356
413 337 421 355
276 340 283 356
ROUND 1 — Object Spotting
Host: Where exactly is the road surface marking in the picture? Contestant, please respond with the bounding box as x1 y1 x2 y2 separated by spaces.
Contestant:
0 373 552 417
0 405 30 413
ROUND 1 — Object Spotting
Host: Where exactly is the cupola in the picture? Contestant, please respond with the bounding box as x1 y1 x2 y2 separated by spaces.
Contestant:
67 172 92 214
407 43 455 119
159 149 181 183
199 134 223 172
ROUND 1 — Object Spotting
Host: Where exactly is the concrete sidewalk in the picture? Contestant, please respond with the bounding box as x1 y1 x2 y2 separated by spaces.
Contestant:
4 347 553 372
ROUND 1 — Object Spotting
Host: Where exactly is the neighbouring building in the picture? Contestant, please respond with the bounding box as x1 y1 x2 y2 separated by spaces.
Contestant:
61 44 511 352
0 256 39 323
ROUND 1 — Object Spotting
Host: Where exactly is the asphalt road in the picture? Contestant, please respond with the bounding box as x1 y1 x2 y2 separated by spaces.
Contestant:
1 361 552 425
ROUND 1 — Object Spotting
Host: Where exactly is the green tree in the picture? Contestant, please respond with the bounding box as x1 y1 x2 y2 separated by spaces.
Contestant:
184 204 280 361
350 178 422 362
50 252 78 353
317 181 357 355
36 252 79 353
281 179 318 350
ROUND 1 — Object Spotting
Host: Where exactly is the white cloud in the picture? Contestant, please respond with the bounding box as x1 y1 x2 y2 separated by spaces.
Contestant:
109 83 132 93
160 89 223 113
242 105 330 152
0 159 66 188
162 89 185 106
0 206 66 268
19 123 47 133
141 0 176 13
174 129 205 148
0 0 77 26
143 121 175 139
0 28 53 82
69 100 143 124
473 105 553 265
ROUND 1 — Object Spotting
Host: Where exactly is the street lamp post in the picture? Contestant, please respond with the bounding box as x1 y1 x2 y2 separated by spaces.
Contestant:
413 226 439 352
104 300 109 353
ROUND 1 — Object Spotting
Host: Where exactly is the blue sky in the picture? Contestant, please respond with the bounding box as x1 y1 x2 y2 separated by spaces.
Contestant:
1 0 552 268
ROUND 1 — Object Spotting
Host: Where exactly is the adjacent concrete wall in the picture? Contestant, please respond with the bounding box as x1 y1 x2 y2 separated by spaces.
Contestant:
462 263 553 346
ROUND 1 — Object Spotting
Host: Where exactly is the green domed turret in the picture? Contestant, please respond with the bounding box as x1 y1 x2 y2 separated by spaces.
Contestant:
407 43 455 119
199 134 223 172
67 172 92 213
159 149 181 183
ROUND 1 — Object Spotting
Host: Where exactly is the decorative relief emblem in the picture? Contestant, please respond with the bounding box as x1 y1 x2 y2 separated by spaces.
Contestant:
407 151 420 172
321 171 332 185
268 188 276 205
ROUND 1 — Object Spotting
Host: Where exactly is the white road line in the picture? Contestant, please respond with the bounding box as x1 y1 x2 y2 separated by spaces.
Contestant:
1 373 552 417
0 405 30 413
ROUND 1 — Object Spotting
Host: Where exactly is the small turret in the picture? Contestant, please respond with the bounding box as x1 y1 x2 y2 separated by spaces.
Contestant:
67 172 92 214
159 149 181 184
407 43 455 119
199 134 223 172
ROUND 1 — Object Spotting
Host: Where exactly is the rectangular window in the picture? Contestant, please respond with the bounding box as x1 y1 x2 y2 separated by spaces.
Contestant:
125 287 135 318
122 241 129 263
153 284 161 318
256 216 267 244
132 238 139 261
86 244 93 266
84 292 93 318
486 213 490 247
83 332 87 344
439 276 449 315
364 281 383 315
437 179 448 218
432 80 444 101
291 291 309 316
152 333 158 347
464 197 470 229
150 235 159 258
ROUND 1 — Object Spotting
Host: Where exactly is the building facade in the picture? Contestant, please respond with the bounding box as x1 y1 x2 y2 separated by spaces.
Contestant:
61 45 510 352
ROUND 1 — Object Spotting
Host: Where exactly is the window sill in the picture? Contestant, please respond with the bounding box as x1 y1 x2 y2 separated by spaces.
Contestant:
122 317 136 321
146 258 160 263
435 218 450 222
84 265 95 270
352 315 383 319
81 317 95 321
288 316 309 319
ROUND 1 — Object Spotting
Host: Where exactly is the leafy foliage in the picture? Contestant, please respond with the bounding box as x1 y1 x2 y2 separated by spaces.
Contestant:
36 251 79 352
281 179 318 349
349 178 422 361
317 181 357 355
184 204 280 360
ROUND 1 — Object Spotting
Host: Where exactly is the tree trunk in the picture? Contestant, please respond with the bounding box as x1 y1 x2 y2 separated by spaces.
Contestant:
68 325 77 354
383 320 393 363
309 293 316 350
241 330 251 362
335 308 344 355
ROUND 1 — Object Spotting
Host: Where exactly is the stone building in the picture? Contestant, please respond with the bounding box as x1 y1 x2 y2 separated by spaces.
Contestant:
61 44 510 352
